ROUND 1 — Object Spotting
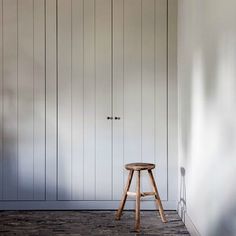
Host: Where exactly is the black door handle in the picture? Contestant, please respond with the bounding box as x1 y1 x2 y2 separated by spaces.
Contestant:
115 117 120 120
107 116 113 120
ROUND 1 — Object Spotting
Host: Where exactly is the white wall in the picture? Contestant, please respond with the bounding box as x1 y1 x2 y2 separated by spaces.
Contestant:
178 0 236 235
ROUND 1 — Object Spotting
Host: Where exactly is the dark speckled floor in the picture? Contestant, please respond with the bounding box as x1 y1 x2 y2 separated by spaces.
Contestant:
0 211 189 236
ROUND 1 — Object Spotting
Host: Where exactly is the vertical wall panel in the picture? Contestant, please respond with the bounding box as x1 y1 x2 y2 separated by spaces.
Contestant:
71 0 84 201
123 0 142 191
113 0 124 200
95 0 112 200
141 0 155 193
2 0 18 200
33 0 46 200
0 0 2 200
58 0 72 200
124 0 142 163
155 0 168 199
46 0 57 200
18 0 34 200
83 0 96 200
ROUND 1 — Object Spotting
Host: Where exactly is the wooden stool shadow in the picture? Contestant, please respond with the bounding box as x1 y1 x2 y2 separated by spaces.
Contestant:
115 162 167 232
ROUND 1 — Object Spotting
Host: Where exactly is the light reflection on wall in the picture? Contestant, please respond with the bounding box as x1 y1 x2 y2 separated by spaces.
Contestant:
178 0 236 235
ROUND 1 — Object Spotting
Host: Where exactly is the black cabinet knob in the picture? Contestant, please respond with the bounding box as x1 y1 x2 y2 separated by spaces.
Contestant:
107 116 121 120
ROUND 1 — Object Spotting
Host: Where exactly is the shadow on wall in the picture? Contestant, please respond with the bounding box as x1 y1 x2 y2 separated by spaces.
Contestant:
0 51 47 201
178 167 186 223
0 85 19 199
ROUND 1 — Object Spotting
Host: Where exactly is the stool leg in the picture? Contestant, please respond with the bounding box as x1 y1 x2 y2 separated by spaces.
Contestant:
148 170 167 223
135 170 141 232
116 170 134 220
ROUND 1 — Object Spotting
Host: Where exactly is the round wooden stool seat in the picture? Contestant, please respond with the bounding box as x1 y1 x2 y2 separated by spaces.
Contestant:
125 162 155 171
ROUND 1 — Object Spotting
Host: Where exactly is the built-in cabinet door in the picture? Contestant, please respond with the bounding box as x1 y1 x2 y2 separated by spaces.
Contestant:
57 0 112 200
113 0 168 200
57 0 167 202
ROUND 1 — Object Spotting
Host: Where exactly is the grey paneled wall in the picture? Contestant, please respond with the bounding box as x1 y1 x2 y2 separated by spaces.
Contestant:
0 0 171 206
0 0 46 200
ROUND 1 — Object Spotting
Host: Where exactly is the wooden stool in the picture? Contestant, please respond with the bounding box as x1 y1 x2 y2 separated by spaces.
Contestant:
115 162 167 232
